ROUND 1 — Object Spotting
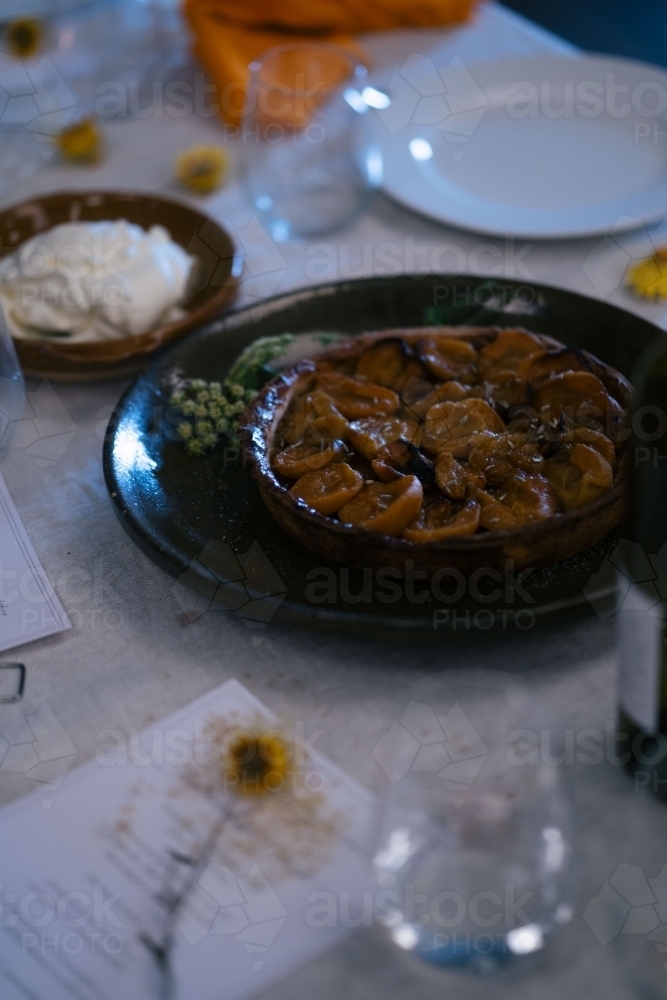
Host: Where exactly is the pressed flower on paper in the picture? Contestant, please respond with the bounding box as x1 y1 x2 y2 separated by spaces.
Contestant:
222 729 291 795
175 145 228 194
6 18 42 59
180 712 345 879
628 249 667 301
120 711 347 994
55 118 103 164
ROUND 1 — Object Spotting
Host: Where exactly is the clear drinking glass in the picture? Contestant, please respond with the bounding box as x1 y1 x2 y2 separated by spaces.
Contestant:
240 44 378 240
373 671 572 973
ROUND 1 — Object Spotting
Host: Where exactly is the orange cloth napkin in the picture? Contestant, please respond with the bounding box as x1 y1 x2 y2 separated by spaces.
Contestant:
184 0 478 123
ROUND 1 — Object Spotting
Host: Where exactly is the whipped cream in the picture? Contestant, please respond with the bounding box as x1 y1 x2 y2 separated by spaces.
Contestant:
0 219 196 342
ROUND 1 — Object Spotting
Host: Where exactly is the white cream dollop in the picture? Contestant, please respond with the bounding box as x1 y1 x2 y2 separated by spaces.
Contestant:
0 219 196 342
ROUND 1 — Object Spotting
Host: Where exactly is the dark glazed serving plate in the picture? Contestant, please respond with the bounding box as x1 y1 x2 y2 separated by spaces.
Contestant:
103 275 662 640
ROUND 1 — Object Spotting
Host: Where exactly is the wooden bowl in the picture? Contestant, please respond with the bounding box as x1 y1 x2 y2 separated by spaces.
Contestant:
0 190 239 380
242 326 632 575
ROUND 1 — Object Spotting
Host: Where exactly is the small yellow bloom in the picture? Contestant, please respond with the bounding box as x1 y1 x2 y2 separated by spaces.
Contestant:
175 145 228 194
223 731 290 795
6 18 42 59
628 249 667 301
55 118 103 164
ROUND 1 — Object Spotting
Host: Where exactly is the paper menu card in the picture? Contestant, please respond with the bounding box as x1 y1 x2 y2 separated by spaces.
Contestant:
0 679 376 1000
0 472 70 654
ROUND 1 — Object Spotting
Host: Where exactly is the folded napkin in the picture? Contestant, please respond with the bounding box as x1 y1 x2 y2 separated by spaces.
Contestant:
184 0 478 123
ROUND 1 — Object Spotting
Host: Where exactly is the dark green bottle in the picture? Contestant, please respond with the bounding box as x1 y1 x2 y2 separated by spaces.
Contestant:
617 336 667 799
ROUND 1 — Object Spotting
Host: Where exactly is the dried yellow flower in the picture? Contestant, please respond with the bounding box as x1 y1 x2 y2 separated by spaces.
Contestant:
55 118 103 163
6 18 42 59
175 145 228 194
223 730 290 795
628 249 667 301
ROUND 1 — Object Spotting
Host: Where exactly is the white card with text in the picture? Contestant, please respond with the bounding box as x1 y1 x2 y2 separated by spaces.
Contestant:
0 473 70 655
0 679 376 1000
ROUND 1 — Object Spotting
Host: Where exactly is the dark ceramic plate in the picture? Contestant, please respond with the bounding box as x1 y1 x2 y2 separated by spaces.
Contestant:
103 275 661 640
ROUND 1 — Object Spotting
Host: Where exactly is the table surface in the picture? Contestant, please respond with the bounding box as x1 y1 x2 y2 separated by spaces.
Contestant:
2 4 667 999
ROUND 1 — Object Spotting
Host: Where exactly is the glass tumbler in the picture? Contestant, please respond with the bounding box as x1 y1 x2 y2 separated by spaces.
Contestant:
373 671 572 973
240 44 378 240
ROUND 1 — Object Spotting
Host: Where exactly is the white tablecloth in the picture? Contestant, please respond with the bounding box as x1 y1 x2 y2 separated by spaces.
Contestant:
2 5 667 999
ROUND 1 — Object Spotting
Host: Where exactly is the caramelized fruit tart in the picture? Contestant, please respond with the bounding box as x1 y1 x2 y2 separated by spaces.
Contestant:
241 327 632 573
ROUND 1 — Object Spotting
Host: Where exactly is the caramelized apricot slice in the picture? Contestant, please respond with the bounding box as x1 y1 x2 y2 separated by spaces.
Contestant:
475 489 523 531
338 475 423 536
551 427 616 467
518 347 590 383
403 498 481 542
572 428 616 466
280 391 348 444
543 443 613 509
355 339 425 391
533 371 623 428
500 470 559 521
272 439 344 478
290 463 363 515
435 452 485 499
468 432 544 488
478 330 544 378
418 336 478 383
423 399 505 455
569 443 613 489
317 373 399 419
348 416 420 461
371 440 435 484
400 377 469 420
484 374 529 410
543 459 583 510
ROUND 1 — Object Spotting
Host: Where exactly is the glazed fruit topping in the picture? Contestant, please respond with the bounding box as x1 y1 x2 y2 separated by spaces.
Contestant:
289 463 363 515
271 326 629 539
348 416 420 460
315 373 400 418
418 335 478 383
273 439 345 478
422 399 505 456
354 338 425 391
403 497 481 541
338 476 423 536
372 440 436 484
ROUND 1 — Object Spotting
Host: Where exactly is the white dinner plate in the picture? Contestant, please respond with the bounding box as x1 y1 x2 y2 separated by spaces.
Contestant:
368 54 667 239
